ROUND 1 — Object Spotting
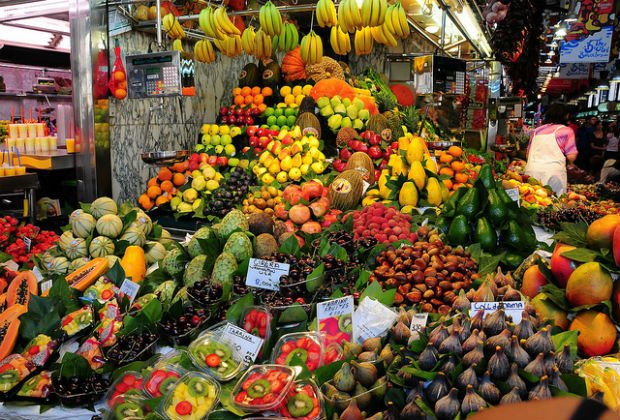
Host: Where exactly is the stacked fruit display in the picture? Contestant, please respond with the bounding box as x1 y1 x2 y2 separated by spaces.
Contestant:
501 178 553 209
333 129 396 179
273 181 337 235
139 164 189 211
168 163 224 215
434 146 479 192
345 202 418 244
202 167 255 218
537 201 620 231
242 185 283 215
0 216 58 266
195 124 243 162
258 85 312 130
317 96 372 133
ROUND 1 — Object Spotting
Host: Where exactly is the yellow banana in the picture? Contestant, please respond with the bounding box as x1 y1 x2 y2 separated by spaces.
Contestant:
376 0 387 26
354 27 373 55
383 5 397 36
317 0 337 27
330 26 350 55
338 0 354 33
162 13 174 31
241 27 256 55
215 7 240 36
260 1 282 36
254 28 272 59
347 0 363 29
390 2 409 38
361 0 373 27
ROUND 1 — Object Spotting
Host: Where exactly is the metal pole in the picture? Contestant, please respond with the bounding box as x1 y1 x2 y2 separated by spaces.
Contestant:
440 8 446 54
156 0 162 48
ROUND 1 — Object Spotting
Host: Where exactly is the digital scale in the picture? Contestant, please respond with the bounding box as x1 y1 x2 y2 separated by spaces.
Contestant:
125 51 182 99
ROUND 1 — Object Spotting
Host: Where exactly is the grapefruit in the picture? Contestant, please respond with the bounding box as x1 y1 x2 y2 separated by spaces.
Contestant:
569 310 617 357
565 262 613 307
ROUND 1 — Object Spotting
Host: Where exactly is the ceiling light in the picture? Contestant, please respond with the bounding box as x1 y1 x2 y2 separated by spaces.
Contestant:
426 24 440 34
0 0 68 23
555 28 567 38
0 24 69 52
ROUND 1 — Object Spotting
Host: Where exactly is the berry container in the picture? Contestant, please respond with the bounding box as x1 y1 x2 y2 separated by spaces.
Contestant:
104 394 150 420
143 364 185 398
231 364 296 413
105 371 144 409
271 332 324 372
239 305 273 342
160 372 221 420
279 380 324 420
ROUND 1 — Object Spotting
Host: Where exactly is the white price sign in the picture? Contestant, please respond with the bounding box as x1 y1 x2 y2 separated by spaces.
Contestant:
32 266 44 283
40 280 53 295
470 301 525 324
352 297 398 344
409 312 429 341
220 323 264 366
245 258 290 291
119 279 141 304
506 188 521 207
3 260 19 272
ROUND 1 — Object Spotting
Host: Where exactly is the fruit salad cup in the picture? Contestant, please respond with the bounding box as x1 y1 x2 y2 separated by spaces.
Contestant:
61 306 94 337
105 371 144 409
21 334 58 367
105 394 150 420
279 380 323 420
0 354 36 393
16 371 52 400
232 365 296 413
143 365 185 398
240 306 272 340
271 333 323 372
161 372 220 420
188 334 242 382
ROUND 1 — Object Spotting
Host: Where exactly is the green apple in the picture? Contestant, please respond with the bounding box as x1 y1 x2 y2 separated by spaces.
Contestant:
221 134 232 145
266 115 277 126
224 144 236 156
201 134 211 145
211 135 221 146
228 157 240 167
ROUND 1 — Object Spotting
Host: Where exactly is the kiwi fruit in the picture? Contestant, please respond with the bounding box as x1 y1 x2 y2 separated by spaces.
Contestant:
187 377 209 397
247 379 271 398
287 393 314 417
75 311 92 326
0 370 18 384
196 342 232 361
114 401 144 419
158 377 178 395
338 314 352 333
215 359 238 376
285 348 309 365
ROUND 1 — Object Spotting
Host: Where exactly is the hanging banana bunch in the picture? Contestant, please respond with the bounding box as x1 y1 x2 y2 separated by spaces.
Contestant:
259 0 283 37
162 13 186 39
354 27 374 55
370 23 397 47
254 28 273 60
214 6 241 37
338 0 363 33
194 39 216 63
316 0 338 28
300 31 323 65
198 7 224 40
273 22 299 52
384 2 410 39
241 27 256 55
330 26 351 55
361 0 388 27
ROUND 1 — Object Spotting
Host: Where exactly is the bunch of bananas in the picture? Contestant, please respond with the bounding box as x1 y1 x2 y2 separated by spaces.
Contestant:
370 23 397 47
576 358 620 413
330 26 351 55
385 2 410 39
199 7 240 39
253 28 273 60
162 13 186 39
316 0 337 28
214 35 242 57
361 0 388 27
259 0 283 37
241 27 256 55
354 27 373 55
299 31 323 65
272 22 299 52
338 0 363 33
194 39 216 63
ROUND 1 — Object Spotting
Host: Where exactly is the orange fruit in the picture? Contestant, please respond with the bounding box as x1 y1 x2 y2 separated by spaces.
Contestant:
454 172 469 184
172 173 186 186
171 161 189 172
147 185 161 199
233 87 242 96
439 167 454 177
118 81 127 90
439 153 454 164
251 86 261 95
448 145 463 157
147 177 159 187
114 89 127 100
258 103 267 113
244 95 254 105
253 94 264 105
450 160 465 172
442 179 453 190
570 310 616 357
158 167 173 181
241 86 252 96
155 195 170 207
160 180 174 193
234 95 244 106
138 194 153 211
262 87 273 96
452 183 464 190
113 71 126 82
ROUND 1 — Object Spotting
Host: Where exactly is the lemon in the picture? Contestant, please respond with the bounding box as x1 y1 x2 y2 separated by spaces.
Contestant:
201 124 210 134
268 160 281 175
280 86 292 97
280 156 293 172
292 85 303 96
295 94 304 105
262 173 275 185
210 125 219 135
284 94 295 105
302 153 313 165
311 161 325 173
289 167 302 181
224 144 236 156
302 84 313 95
219 125 230 135
202 165 216 179
206 179 219 190
276 171 288 183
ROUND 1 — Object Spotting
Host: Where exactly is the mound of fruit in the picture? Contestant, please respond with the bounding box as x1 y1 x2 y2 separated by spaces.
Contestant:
274 182 337 235
333 130 396 177
222 85 274 126
434 146 479 192
317 96 372 133
243 185 283 216
345 202 418 244
0 217 58 267
246 126 281 155
195 124 243 160
140 164 189 211
501 178 553 209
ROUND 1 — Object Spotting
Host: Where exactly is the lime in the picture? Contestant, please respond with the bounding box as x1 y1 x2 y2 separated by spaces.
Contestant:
276 115 288 126
266 116 277 126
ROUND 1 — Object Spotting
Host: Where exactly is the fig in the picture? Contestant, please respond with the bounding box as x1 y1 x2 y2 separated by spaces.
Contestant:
439 355 457 374
425 371 449 404
514 311 536 341
555 344 574 374
351 361 378 387
400 400 426 420
370 376 388 399
485 329 511 353
461 384 487 415
488 346 510 380
509 335 531 368
406 381 425 403
528 375 552 400
456 363 479 389
462 329 485 353
362 337 382 353
549 366 568 392
483 308 507 336
478 371 501 404
418 343 439 370
438 330 463 356
343 340 363 358
428 325 449 347
471 309 485 331
391 321 411 344
452 289 471 312
500 387 523 404
334 362 356 392
353 383 371 409
379 344 394 366
525 327 554 356
435 388 460 420
462 340 485 367
524 353 547 377
506 363 527 397
340 397 363 420
358 351 378 362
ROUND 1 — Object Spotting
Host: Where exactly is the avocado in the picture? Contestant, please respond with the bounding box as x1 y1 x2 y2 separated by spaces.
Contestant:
486 189 508 228
457 188 480 219
447 215 470 245
435 216 451 234
478 164 495 190
496 186 516 206
473 217 497 252
501 220 526 251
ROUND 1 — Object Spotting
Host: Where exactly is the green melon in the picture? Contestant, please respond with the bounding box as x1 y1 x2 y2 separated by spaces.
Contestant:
66 238 89 260
72 212 97 238
90 197 118 218
96 214 123 238
120 227 146 247
89 236 115 258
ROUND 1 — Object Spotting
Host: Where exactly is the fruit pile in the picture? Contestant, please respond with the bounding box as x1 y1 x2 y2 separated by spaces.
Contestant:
251 133 327 185
246 126 281 155
170 163 224 215
227 86 274 123
243 185 283 215
501 178 553 209
537 206 603 231
202 167 254 218
0 217 58 266
195 124 243 160
345 202 418 244
333 130 395 178
567 184 598 201
369 236 479 312
274 182 336 235
259 85 312 131
434 146 479 192
317 96 372 133
140 164 188 211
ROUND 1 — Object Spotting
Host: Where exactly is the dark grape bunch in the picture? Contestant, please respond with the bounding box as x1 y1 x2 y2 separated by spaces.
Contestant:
187 281 223 307
160 305 208 339
105 331 158 363
537 207 600 231
203 167 254 218
53 375 109 406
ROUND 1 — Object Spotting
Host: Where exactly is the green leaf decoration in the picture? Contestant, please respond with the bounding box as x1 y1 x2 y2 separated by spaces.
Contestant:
106 260 126 287
306 263 325 293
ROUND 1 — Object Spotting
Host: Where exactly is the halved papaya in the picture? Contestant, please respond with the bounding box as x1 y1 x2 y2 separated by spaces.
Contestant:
0 304 27 323
66 258 109 292
0 294 6 314
0 318 21 360
6 271 38 308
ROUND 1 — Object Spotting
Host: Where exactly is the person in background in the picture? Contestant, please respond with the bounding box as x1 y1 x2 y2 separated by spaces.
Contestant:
604 121 619 160
568 117 580 137
590 120 608 168
599 148 620 183
576 117 596 168
525 103 578 195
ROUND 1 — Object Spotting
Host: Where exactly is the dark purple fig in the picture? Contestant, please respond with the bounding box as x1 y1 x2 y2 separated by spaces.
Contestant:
506 363 527 397
524 353 547 378
485 329 511 352
418 343 439 371
456 363 479 389
461 384 487 415
428 325 449 347
488 346 510 380
514 311 535 341
549 366 568 392
425 371 449 404
471 309 485 331
439 356 457 374
478 371 501 404
452 290 471 312
500 387 523 404
555 345 574 374
528 375 552 400
462 329 485 353
524 327 554 356
435 388 460 420
509 335 531 368
483 308 507 336
462 340 485 367
438 330 463 356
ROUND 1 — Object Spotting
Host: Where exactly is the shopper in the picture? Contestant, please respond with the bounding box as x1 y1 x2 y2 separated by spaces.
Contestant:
576 116 596 168
472 397 616 420
599 149 620 183
525 103 577 195
605 121 619 160
590 120 608 168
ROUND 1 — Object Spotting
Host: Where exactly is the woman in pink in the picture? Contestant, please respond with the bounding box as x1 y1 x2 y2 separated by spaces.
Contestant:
525 104 578 195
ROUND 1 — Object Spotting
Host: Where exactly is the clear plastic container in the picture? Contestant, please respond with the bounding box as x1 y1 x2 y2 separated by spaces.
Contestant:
239 306 273 341
143 364 185 398
188 333 243 382
160 372 221 420
278 380 324 420
103 331 159 365
105 371 144 409
104 394 150 420
231 364 296 412
322 342 344 365
60 306 94 337
271 332 323 372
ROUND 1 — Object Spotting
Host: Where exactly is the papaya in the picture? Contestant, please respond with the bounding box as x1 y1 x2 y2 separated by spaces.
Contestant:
6 271 38 308
399 182 419 207
473 217 497 252
408 161 426 190
0 317 20 360
61 258 109 295
0 294 6 313
447 215 470 245
478 164 495 190
457 188 480 219
0 303 27 323
487 189 508 227
0 278 7 295
121 246 147 283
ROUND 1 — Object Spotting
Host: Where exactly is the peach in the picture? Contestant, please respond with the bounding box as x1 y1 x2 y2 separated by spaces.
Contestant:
586 214 620 249
309 197 330 218
300 221 322 234
521 265 548 298
550 243 579 288
289 204 311 225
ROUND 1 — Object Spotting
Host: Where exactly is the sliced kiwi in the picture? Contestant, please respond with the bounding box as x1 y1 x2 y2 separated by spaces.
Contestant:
288 393 314 417
338 314 352 333
195 342 232 361
75 311 91 325
247 378 271 398
124 389 142 397
187 377 209 397
285 348 309 365
215 359 238 376
0 370 18 384
158 377 178 395
114 401 144 419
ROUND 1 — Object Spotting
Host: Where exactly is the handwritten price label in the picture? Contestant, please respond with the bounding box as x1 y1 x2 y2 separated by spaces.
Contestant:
409 312 429 340
119 279 141 305
220 323 264 367
470 301 525 324
506 188 520 207
246 258 290 291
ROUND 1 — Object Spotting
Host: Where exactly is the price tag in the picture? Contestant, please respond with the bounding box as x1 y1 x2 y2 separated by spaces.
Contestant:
245 258 290 291
40 280 53 295
32 266 44 283
506 188 521 207
119 279 141 304
470 301 525 324
3 260 19 272
317 296 354 345
23 237 32 252
409 312 429 341
352 297 398 344
220 323 264 366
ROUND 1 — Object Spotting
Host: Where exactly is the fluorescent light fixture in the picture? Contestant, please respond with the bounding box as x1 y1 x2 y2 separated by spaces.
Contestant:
0 23 69 52
555 28 567 38
0 0 68 23
453 5 492 57
7 17 70 35
426 24 440 33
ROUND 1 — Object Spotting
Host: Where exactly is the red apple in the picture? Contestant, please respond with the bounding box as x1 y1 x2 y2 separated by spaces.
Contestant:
368 146 382 159
216 156 228 167
340 148 353 160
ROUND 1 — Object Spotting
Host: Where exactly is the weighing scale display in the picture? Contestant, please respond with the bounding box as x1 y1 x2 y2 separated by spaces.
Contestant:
126 51 182 99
